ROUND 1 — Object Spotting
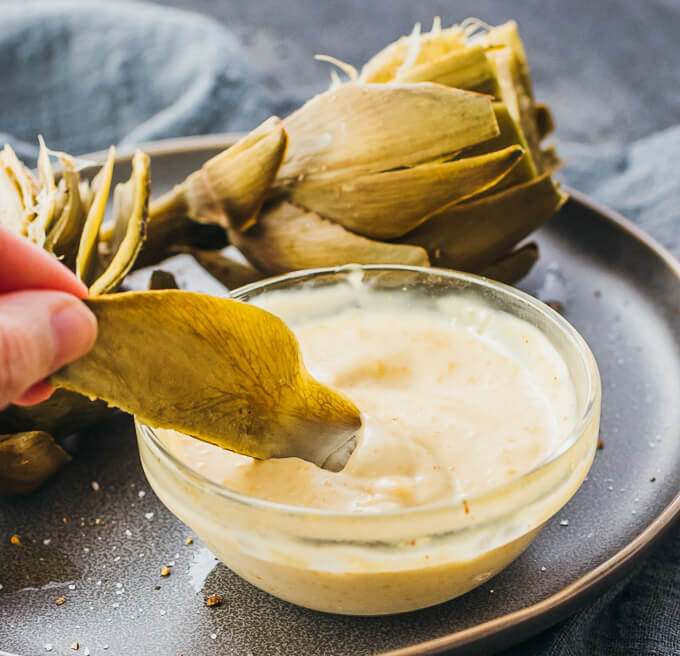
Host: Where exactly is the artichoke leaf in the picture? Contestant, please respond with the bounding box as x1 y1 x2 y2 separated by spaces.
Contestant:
149 117 287 231
535 103 555 140
89 150 149 296
482 22 547 172
229 200 430 275
393 45 501 97
539 145 564 174
0 165 26 234
0 388 114 439
51 291 361 468
0 145 37 226
399 173 567 270
44 155 85 265
134 215 228 270
27 136 58 246
277 83 499 185
463 103 537 194
75 146 116 284
360 23 467 83
181 247 264 289
148 269 180 290
477 242 539 284
0 431 71 495
291 145 523 239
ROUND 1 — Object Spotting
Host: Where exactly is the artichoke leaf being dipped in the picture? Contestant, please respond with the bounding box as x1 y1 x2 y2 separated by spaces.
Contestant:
51 291 362 470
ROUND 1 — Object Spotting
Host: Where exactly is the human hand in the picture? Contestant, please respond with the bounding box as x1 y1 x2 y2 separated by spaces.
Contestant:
0 226 97 410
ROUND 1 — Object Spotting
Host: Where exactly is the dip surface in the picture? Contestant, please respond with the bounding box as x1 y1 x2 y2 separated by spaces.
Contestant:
162 289 577 512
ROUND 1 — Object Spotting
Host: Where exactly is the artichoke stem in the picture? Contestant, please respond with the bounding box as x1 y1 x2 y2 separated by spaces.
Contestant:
148 186 188 225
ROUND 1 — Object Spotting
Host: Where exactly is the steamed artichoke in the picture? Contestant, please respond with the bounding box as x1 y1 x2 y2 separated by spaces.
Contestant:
149 18 565 284
0 141 150 493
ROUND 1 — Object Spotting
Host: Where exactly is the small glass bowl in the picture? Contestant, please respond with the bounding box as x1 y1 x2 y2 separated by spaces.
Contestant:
136 265 601 615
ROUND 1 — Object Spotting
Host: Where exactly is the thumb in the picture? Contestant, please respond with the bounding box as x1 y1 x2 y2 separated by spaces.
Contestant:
0 291 97 409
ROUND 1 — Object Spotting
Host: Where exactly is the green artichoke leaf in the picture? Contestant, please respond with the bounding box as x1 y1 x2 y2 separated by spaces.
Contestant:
51 291 361 468
228 200 430 275
393 44 501 97
181 247 264 289
89 150 150 296
463 103 537 192
0 164 26 235
478 242 539 284
360 23 467 83
44 155 85 266
291 145 523 239
27 136 58 246
0 431 71 495
1 144 37 221
0 389 115 439
148 269 180 290
399 173 567 270
76 146 116 284
277 83 499 185
149 117 287 232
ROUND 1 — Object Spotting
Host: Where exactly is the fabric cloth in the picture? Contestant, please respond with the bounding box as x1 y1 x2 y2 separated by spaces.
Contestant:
2 2 679 654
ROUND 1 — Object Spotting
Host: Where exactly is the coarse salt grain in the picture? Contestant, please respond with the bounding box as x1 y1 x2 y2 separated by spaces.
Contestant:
210 633 217 640
145 512 154 520
43 539 51 545
559 519 569 526
125 530 132 538
45 644 53 652
91 481 100 492
138 490 146 498
68 584 76 590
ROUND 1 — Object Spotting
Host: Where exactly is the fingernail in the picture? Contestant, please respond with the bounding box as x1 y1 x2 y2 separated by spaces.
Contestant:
50 300 97 368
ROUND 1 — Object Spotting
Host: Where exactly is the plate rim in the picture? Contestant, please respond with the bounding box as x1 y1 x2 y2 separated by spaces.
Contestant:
84 136 680 656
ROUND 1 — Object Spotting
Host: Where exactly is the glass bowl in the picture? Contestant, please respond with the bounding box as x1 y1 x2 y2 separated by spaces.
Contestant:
136 265 601 615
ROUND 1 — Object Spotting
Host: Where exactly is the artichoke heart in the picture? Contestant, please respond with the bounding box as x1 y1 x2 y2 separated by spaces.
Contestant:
52 291 361 468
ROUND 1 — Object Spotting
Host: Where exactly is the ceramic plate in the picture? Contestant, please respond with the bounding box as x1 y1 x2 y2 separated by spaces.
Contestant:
2 137 680 656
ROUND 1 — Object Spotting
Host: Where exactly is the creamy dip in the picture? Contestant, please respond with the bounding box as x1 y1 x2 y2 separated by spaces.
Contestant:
162 288 577 512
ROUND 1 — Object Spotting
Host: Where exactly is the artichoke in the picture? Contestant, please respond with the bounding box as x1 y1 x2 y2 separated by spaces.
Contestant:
0 141 150 493
149 18 565 285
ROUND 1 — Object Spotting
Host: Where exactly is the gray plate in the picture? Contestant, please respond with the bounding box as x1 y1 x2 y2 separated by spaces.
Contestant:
2 138 680 656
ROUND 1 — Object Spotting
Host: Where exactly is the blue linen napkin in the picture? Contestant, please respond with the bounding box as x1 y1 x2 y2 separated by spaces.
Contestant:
2 2 679 654
0 0 301 162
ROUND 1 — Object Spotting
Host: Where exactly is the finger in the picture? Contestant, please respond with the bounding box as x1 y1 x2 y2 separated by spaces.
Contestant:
14 380 55 406
0 290 97 409
0 226 89 297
